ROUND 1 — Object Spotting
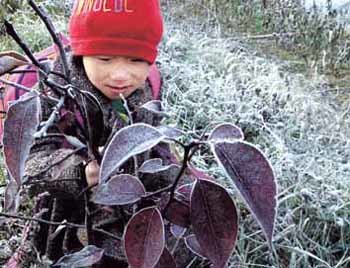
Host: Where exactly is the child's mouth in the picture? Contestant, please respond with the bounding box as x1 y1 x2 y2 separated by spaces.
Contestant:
108 85 132 91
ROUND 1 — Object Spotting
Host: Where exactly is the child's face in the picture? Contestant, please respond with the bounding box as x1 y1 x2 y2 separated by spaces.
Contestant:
82 55 151 100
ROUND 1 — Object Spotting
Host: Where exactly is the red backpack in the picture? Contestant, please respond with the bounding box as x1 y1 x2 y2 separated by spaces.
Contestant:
0 34 162 142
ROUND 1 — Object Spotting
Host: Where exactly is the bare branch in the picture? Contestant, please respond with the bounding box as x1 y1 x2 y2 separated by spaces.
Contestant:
0 212 121 240
9 69 37 75
3 20 43 70
34 96 65 138
27 0 71 82
0 77 31 93
120 94 139 176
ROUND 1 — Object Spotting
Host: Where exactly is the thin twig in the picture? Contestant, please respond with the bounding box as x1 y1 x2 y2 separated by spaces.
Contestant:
84 192 94 244
78 184 96 199
34 96 65 138
9 70 37 75
0 212 121 241
24 178 80 186
49 71 69 82
0 211 82 228
0 77 60 104
28 0 71 81
0 77 31 93
3 20 43 70
120 93 139 176
142 185 172 200
162 144 191 214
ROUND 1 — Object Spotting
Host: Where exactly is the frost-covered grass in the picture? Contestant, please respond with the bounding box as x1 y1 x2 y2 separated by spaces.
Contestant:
0 0 68 53
159 3 350 267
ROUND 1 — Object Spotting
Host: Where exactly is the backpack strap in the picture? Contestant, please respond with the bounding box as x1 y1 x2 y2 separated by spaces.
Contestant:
147 64 162 100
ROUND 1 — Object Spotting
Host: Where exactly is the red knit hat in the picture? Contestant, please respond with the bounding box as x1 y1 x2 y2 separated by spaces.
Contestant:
69 0 163 64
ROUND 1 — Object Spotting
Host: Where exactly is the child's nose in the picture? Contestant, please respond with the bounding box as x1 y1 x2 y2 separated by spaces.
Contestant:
109 66 131 83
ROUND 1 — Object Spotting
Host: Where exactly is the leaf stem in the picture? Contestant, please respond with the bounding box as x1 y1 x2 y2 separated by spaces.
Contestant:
162 142 193 215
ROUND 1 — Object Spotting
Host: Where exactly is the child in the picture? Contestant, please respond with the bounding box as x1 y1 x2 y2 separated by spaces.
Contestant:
14 0 169 267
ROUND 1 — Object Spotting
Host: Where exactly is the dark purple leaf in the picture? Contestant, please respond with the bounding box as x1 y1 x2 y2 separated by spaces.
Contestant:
187 164 213 181
208 123 244 142
139 158 162 172
124 207 165 268
154 247 176 268
190 179 238 268
92 174 146 205
156 126 183 139
0 51 29 75
4 177 20 213
3 91 41 186
52 245 104 267
185 234 207 259
140 100 169 118
170 224 186 239
142 165 179 191
100 123 164 183
212 141 277 247
139 158 180 174
164 198 190 228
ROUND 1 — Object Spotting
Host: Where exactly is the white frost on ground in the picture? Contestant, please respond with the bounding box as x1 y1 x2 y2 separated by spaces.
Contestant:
158 15 350 265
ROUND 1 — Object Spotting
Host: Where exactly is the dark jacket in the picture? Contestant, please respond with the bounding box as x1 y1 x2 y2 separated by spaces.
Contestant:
22 55 174 267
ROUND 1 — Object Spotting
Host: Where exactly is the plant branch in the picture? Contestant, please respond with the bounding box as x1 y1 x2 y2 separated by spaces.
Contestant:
24 178 80 186
28 0 70 82
0 212 121 240
188 140 206 162
9 70 37 75
84 192 94 244
162 140 203 215
3 20 43 70
142 185 173 200
0 211 83 228
0 77 31 93
0 78 61 104
162 144 191 214
120 94 139 176
34 96 65 138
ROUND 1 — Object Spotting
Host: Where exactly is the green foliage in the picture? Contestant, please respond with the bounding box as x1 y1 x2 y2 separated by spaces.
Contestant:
0 0 69 53
170 0 350 77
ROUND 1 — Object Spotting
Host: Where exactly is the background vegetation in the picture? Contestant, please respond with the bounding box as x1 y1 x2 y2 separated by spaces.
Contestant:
1 0 350 267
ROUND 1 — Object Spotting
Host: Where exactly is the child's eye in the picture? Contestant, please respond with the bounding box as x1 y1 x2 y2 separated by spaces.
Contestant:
98 57 112 62
131 58 145 63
